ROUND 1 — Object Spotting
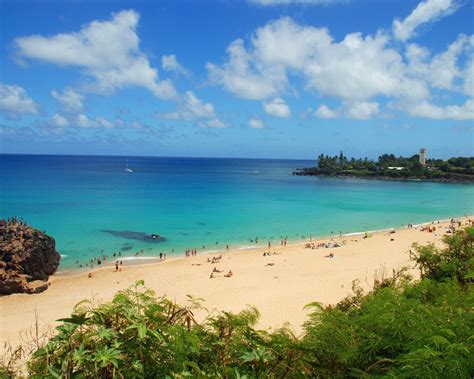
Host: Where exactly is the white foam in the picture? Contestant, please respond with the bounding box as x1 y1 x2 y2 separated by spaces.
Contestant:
118 256 159 261
233 245 258 251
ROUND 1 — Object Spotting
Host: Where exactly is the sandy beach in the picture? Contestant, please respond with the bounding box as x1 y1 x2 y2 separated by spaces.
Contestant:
0 217 470 351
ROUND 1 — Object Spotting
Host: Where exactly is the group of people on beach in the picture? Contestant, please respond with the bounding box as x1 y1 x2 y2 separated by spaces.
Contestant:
207 254 223 264
305 240 344 250
205 254 233 279
210 269 233 279
184 248 198 257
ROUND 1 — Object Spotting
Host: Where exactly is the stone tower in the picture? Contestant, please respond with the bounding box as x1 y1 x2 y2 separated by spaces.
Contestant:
419 148 426 166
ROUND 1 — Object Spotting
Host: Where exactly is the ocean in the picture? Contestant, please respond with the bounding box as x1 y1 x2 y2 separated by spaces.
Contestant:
1 154 473 270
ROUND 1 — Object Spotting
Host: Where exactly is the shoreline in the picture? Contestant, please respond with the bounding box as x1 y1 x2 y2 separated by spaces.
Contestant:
292 172 474 184
1 215 471 353
55 213 471 277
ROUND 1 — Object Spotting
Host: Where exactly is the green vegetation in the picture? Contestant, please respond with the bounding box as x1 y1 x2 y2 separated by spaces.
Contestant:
2 228 473 378
293 152 474 183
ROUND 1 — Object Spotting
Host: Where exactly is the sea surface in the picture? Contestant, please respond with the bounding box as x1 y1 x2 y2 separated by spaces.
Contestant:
1 154 473 270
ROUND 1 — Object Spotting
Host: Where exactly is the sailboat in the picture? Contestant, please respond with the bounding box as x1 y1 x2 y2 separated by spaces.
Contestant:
124 159 133 173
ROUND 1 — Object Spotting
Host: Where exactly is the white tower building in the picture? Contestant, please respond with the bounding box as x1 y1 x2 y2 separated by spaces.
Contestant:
419 148 426 166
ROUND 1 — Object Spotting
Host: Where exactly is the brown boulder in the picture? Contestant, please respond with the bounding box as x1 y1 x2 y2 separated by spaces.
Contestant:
0 222 60 295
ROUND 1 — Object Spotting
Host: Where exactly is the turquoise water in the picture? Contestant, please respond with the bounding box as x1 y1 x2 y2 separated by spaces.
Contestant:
1 154 473 270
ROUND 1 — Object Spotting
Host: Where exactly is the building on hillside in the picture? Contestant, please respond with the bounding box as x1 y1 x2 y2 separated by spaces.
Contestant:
419 148 427 166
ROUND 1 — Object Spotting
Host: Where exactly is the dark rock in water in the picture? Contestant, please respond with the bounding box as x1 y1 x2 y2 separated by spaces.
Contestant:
120 243 134 251
0 221 61 295
101 230 166 243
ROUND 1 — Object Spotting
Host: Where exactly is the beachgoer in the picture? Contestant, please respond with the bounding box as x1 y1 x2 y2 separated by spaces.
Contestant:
224 270 233 277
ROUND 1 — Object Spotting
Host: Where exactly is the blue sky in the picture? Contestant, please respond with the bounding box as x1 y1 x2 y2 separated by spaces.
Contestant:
0 0 473 159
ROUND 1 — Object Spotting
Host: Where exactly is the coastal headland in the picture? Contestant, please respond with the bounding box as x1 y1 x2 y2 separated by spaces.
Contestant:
0 216 471 351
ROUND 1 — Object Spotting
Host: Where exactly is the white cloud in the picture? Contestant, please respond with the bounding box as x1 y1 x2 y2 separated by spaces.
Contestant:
263 98 291 118
463 59 474 97
75 114 116 128
406 34 472 93
51 113 69 127
157 91 229 128
15 10 176 99
203 118 229 128
345 101 379 120
315 104 337 119
0 83 38 117
51 88 84 113
208 17 429 103
206 39 287 100
393 0 457 41
209 16 472 121
314 102 379 119
160 91 215 120
407 99 474 120
249 117 265 128
161 54 190 76
249 0 342 5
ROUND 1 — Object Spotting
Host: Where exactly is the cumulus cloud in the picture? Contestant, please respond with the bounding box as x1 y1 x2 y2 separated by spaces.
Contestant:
314 102 379 119
0 83 38 117
209 15 471 121
315 104 337 119
406 34 473 95
463 59 474 97
263 98 291 118
51 113 69 127
208 17 428 103
160 91 215 120
75 114 116 128
157 91 228 128
345 101 379 120
201 118 229 128
15 10 176 99
206 39 287 100
51 88 84 113
393 0 458 41
249 117 265 128
161 54 190 77
407 99 474 120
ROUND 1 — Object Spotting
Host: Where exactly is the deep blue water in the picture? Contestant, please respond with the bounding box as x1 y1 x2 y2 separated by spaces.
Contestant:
1 154 473 269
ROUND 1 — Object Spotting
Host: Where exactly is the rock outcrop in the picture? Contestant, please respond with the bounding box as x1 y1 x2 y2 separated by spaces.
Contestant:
0 219 60 295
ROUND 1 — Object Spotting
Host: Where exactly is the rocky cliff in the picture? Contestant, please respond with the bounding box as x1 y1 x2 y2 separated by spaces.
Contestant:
0 220 61 295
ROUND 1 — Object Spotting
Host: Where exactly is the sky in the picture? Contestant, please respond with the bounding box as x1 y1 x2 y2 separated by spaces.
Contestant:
0 0 473 159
